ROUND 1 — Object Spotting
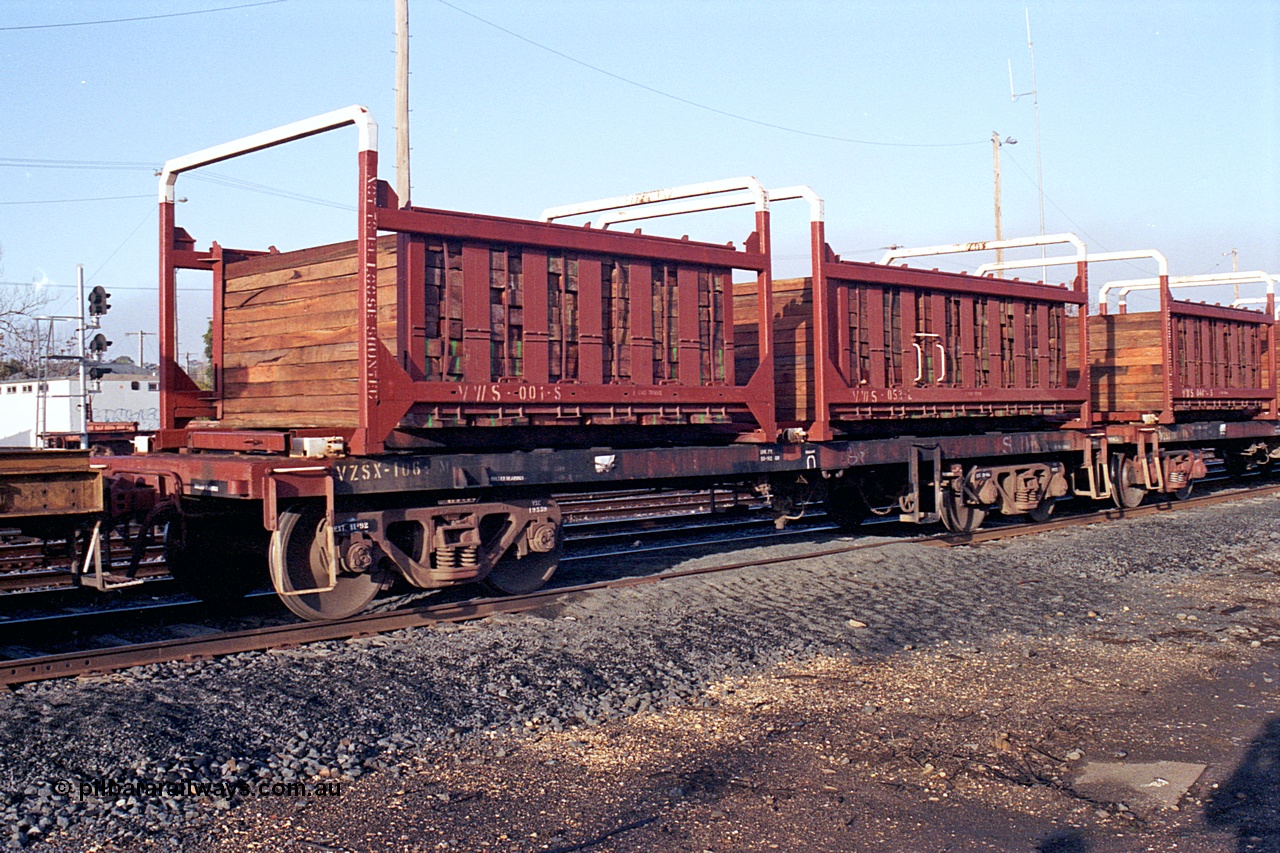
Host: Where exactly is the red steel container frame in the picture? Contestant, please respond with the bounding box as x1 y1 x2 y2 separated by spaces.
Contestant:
156 134 778 455
807 220 1090 440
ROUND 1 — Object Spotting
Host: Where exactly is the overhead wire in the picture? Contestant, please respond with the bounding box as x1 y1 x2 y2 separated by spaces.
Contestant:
1000 146 1163 280
2 160 349 210
187 173 353 211
0 158 155 171
434 0 986 150
0 281 205 293
84 207 157 288
0 195 152 206
0 0 291 32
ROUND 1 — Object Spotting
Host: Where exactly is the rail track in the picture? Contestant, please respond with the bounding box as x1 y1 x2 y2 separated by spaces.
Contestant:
3 480 1276 689
0 488 762 597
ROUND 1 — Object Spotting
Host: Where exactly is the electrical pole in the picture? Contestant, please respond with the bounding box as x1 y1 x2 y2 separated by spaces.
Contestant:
992 132 1016 278
125 330 154 369
76 264 89 449
395 0 411 207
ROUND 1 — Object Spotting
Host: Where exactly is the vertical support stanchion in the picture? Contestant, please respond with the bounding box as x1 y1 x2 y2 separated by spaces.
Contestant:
1159 273 1174 423
355 146 382 455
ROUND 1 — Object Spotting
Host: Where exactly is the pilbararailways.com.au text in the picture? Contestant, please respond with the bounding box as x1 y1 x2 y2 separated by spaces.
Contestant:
53 777 343 800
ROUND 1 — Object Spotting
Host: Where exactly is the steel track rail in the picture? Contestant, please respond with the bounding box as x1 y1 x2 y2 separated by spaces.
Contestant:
3 483 1277 688
0 535 918 688
930 483 1280 546
0 491 756 595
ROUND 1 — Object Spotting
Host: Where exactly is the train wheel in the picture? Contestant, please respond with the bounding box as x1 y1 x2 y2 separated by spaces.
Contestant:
939 490 986 533
483 542 561 596
270 505 383 621
1173 481 1194 501
163 512 262 603
1026 498 1056 523
1110 455 1146 509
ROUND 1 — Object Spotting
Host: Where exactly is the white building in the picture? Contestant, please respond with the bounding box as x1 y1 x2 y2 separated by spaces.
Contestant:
0 370 159 448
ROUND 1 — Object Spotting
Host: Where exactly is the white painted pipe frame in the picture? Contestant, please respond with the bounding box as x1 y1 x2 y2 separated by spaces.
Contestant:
592 184 824 229
1101 271 1276 313
878 233 1087 267
975 249 1170 281
540 177 769 224
159 105 377 203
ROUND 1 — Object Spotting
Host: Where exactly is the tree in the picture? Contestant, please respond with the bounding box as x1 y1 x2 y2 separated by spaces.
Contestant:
196 318 214 389
0 244 71 377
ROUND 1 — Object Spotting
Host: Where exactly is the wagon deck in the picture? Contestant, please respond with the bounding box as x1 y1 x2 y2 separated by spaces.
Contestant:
0 450 102 526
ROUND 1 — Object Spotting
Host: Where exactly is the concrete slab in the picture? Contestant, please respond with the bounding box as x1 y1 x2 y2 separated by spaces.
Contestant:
1073 760 1207 809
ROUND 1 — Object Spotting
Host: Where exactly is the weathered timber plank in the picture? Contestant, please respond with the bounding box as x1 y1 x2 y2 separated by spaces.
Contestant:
224 308 360 338
222 342 358 369
225 326 358 355
221 394 359 413
222 360 358 385
223 379 358 401
223 235 396 278
220 411 360 429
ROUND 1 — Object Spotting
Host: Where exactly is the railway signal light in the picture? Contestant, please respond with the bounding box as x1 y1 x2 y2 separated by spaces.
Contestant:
87 366 113 381
88 285 111 317
88 333 111 355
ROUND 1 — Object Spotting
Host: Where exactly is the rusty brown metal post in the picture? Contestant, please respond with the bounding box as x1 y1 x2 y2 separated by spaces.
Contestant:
158 200 178 432
1076 259 1092 426
755 207 776 435
1159 272 1174 424
1269 292 1277 421
355 147 382 455
808 217 832 441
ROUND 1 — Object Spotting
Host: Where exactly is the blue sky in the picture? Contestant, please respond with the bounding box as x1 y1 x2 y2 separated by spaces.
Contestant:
2 0 1276 363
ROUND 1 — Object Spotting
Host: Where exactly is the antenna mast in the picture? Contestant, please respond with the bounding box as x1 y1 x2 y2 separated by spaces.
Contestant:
1009 8 1046 274
1026 10 1044 240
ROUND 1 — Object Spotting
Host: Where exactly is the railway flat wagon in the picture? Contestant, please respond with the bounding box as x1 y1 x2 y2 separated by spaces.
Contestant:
736 225 1088 530
104 106 810 621
1069 286 1275 507
95 104 1280 621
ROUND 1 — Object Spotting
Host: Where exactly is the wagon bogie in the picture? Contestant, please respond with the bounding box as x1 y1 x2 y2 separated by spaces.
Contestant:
322 495 563 591
258 482 559 616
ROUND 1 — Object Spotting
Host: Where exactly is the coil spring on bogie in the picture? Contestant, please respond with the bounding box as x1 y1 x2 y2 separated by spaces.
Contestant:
435 545 479 569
